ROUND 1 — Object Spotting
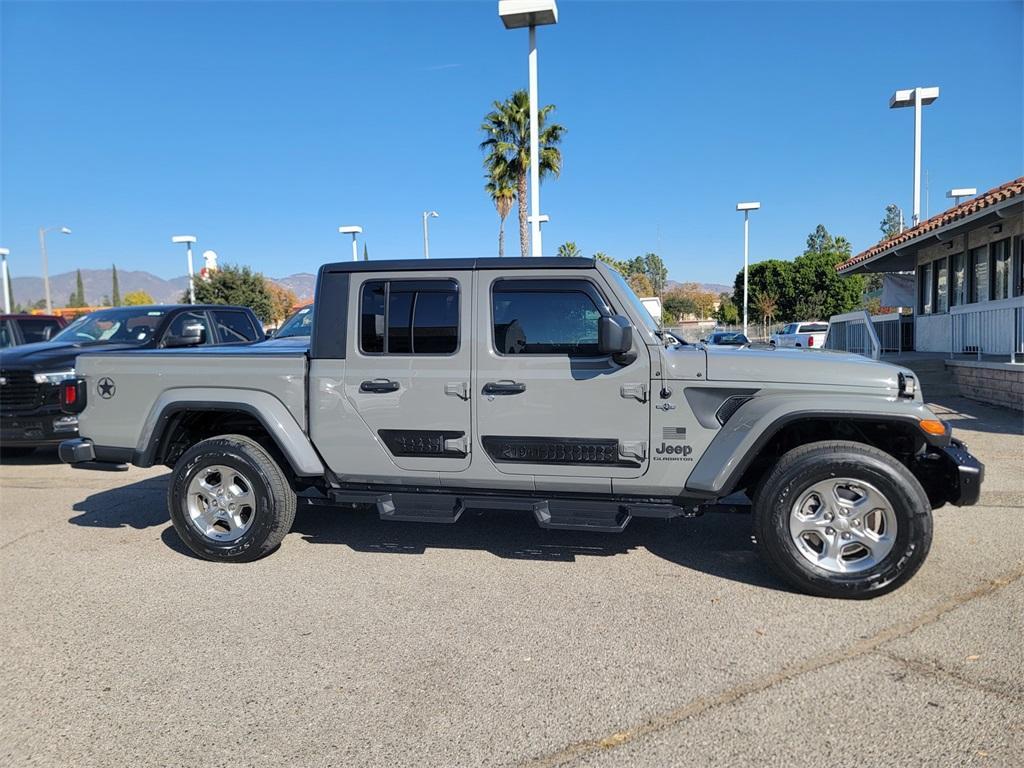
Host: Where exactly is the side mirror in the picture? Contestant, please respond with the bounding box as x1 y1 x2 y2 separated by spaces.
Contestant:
265 327 277 339
598 314 633 355
164 323 205 348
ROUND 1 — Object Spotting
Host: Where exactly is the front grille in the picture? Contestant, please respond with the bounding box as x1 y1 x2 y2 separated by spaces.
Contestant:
0 369 44 411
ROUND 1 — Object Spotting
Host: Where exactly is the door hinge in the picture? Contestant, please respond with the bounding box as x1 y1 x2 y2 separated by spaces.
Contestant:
620 383 648 403
618 440 648 461
444 381 469 400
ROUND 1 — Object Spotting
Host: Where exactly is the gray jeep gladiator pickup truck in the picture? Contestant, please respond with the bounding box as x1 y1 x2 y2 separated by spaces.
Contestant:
58 258 983 598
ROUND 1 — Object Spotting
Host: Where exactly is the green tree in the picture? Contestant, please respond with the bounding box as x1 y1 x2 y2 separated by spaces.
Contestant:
880 204 903 240
557 241 582 258
481 90 565 258
662 292 696 323
485 173 516 258
188 264 274 322
714 294 740 325
123 290 154 306
67 269 86 307
265 280 298 324
733 259 795 322
593 252 627 274
111 264 121 306
628 273 654 296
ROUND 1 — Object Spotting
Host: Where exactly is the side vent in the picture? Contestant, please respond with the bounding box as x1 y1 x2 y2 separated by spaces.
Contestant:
715 396 753 426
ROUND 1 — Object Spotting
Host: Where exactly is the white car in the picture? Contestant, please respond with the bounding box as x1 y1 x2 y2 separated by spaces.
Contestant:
770 321 829 348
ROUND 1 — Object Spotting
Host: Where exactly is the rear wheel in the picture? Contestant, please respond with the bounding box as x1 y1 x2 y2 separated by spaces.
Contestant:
168 434 296 562
753 440 932 598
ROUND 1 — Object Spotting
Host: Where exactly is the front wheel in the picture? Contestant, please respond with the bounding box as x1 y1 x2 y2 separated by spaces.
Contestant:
168 434 296 562
753 440 932 598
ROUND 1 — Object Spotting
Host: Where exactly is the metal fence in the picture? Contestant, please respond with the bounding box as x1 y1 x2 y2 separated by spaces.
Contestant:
950 299 1024 362
824 310 882 359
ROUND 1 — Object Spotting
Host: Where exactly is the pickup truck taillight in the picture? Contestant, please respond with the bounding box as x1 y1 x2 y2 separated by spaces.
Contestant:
61 379 87 414
807 336 814 347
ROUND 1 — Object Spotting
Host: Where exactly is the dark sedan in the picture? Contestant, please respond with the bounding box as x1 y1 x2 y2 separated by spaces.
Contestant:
705 332 750 346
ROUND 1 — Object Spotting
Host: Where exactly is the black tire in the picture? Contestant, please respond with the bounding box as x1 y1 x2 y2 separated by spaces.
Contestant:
168 434 296 562
753 440 932 599
0 446 36 460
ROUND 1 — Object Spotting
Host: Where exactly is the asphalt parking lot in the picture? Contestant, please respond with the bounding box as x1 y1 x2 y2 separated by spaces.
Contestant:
1 396 1022 767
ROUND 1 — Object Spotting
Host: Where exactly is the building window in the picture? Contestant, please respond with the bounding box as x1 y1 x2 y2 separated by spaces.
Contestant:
990 239 1010 301
934 257 948 313
1014 236 1024 297
950 252 966 307
918 261 933 315
969 245 988 303
360 279 459 355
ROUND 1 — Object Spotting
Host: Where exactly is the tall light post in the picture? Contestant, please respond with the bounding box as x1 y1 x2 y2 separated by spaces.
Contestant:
171 235 198 304
889 86 940 226
947 187 977 206
499 0 558 257
38 225 71 313
736 202 760 338
421 211 439 259
0 248 11 314
338 226 362 262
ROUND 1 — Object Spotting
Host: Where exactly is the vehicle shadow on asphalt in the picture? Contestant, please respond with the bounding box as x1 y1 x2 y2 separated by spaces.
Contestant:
65 476 790 593
927 397 1024 436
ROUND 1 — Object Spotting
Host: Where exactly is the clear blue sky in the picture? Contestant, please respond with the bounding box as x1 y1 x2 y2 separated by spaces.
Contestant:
1 0 1021 284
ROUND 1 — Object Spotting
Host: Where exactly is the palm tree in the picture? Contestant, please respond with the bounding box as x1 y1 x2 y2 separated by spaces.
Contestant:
556 241 582 258
485 174 516 257
481 90 565 258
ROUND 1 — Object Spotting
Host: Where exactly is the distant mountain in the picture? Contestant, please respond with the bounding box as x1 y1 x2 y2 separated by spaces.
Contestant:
666 280 733 295
8 269 318 308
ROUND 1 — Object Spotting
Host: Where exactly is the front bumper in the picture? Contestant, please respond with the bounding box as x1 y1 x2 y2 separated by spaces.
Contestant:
1 408 79 447
940 438 984 507
58 438 131 471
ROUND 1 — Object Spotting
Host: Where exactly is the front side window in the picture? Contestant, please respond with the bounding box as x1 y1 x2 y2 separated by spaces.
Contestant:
53 307 167 345
360 279 458 355
492 283 604 355
212 310 259 343
990 239 1010 301
970 246 988 303
165 311 210 344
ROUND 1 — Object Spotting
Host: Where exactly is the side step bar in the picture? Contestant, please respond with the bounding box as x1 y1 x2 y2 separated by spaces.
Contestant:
326 489 699 533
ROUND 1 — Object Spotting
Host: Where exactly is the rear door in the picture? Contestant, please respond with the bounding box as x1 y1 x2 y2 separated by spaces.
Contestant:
474 272 651 482
336 271 473 474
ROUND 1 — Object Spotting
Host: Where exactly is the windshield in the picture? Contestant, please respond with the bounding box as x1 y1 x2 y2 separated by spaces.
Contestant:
52 308 167 345
602 268 661 337
276 305 313 338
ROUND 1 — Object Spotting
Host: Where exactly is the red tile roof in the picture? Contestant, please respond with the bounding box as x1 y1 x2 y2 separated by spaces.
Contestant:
837 177 1024 273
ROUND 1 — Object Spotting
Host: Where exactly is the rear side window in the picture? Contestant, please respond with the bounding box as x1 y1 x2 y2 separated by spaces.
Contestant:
360 279 459 355
492 282 604 355
799 323 829 333
18 318 62 343
212 310 260 343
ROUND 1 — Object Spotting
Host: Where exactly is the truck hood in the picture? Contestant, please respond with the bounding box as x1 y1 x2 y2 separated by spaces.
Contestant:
0 340 142 372
704 345 901 389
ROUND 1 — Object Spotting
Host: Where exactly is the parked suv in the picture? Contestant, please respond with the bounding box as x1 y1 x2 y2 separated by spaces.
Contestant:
0 314 67 348
0 304 263 456
59 259 981 598
770 321 829 348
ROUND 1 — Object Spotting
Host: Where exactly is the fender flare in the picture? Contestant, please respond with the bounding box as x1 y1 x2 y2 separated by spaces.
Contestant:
684 393 947 497
134 388 325 477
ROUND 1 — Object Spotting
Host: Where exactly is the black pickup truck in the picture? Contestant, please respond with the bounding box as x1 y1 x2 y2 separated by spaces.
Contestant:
0 304 264 457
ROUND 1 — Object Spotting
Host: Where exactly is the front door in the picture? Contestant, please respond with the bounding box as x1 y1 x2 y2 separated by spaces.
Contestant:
339 271 473 475
474 272 651 482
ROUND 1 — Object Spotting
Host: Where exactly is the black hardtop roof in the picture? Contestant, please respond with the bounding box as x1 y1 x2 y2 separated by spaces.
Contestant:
83 304 254 312
321 257 598 274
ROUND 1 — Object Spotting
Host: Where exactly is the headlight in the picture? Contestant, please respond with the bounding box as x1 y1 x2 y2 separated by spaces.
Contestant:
33 369 77 385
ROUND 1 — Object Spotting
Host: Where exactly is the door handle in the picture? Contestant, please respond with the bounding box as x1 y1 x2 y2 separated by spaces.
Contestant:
483 380 526 395
360 378 400 393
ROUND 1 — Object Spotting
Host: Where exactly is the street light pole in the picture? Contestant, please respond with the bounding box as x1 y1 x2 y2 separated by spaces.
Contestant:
736 202 760 338
422 211 439 259
338 226 362 262
171 236 198 304
890 86 939 226
528 25 541 257
38 225 71 314
499 0 558 258
0 248 11 314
